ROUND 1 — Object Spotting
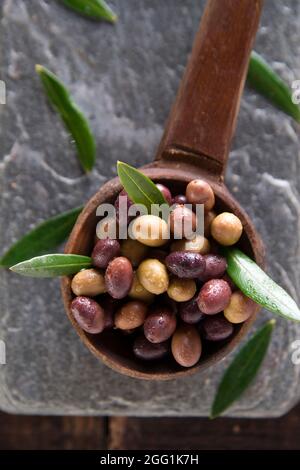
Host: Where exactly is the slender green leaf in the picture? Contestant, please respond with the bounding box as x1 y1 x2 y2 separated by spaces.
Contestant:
10 254 91 278
36 65 96 172
0 207 83 268
117 161 167 212
60 0 117 22
248 51 300 123
211 320 275 418
224 248 300 322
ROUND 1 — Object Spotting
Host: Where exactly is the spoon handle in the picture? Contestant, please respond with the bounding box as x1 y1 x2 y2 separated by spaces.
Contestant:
155 0 264 179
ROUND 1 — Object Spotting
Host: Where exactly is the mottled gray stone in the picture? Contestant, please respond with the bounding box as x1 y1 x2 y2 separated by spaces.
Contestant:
0 0 299 416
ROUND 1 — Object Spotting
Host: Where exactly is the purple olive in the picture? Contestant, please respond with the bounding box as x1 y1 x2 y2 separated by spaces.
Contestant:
197 279 232 315
133 335 169 361
201 314 234 341
222 273 237 292
144 307 177 343
179 296 206 324
156 183 172 205
159 294 178 315
172 194 187 206
198 254 227 282
92 238 120 269
99 294 120 329
165 251 206 278
71 296 105 334
150 294 178 316
105 256 133 299
185 179 215 211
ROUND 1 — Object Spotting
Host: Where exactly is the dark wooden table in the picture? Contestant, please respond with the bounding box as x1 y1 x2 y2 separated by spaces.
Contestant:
1 406 300 450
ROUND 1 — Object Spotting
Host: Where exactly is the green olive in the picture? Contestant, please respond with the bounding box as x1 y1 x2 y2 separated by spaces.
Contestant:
167 277 196 302
71 269 106 296
137 258 169 294
120 238 149 267
115 300 148 330
204 210 217 237
131 215 169 247
224 291 254 324
129 272 155 303
211 212 243 246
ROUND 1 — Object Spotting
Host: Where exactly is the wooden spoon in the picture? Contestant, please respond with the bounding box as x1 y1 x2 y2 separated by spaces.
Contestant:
62 0 265 380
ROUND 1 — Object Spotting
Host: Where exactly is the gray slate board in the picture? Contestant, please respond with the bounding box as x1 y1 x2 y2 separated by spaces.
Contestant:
0 0 299 416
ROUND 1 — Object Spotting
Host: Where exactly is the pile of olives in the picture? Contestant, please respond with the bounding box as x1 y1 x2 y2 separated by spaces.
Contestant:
70 178 253 368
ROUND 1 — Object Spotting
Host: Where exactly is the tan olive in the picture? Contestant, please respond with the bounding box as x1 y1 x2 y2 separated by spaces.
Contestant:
224 291 254 324
167 277 196 302
137 259 169 295
71 269 106 296
120 238 149 267
129 272 155 303
186 179 215 211
131 215 169 247
171 325 202 367
171 235 210 255
211 212 243 246
204 210 217 237
115 300 148 330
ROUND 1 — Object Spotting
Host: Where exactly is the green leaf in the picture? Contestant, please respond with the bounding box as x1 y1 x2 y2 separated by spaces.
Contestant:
211 319 275 419
36 65 96 172
248 51 300 124
60 0 117 22
10 254 91 278
0 207 83 268
117 161 167 213
224 248 300 322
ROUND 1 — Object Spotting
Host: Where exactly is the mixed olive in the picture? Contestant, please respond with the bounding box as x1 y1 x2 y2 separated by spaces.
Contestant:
70 178 251 368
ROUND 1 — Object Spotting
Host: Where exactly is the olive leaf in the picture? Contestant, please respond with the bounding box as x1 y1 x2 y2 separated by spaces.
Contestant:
36 65 96 172
211 319 275 419
59 0 117 22
248 51 300 123
117 161 167 212
223 248 300 322
0 206 83 268
10 254 91 278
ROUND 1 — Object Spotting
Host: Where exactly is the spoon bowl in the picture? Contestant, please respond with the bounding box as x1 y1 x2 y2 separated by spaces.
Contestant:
61 0 265 379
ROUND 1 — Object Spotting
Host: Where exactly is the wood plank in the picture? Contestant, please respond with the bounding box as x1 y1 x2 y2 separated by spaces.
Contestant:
0 413 107 450
108 405 300 450
1 405 300 450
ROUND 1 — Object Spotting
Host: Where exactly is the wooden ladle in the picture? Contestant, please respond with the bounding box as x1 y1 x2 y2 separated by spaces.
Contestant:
62 0 265 380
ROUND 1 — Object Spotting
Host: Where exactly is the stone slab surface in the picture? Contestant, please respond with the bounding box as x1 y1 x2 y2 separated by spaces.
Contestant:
0 0 299 417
